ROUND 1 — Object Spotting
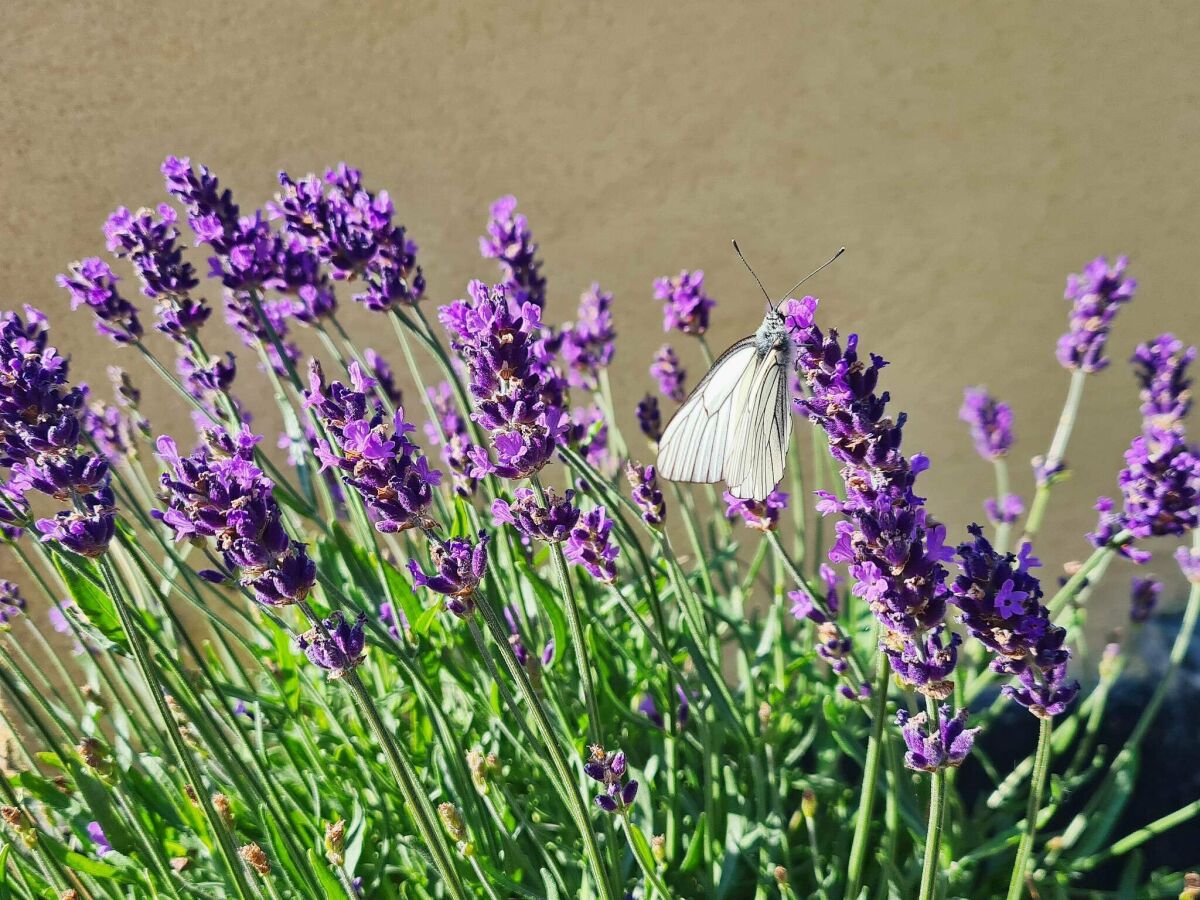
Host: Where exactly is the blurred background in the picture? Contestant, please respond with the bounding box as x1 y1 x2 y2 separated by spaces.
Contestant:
2 0 1199 658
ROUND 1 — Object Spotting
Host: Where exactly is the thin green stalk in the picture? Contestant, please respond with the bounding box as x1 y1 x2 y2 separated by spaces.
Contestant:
993 457 1012 555
340 671 469 900
1005 716 1053 900
474 597 616 900
619 816 671 899
530 475 602 743
917 769 947 900
843 656 892 899
1022 369 1086 541
97 559 256 900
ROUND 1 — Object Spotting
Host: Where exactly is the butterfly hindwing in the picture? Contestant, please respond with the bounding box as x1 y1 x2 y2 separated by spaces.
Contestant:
724 345 792 499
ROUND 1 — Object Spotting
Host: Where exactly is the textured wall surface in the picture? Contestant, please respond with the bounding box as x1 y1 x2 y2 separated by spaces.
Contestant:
2 1 1199 645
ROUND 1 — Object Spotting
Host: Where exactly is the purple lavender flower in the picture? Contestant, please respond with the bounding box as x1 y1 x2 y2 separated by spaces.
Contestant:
57 258 143 344
561 283 615 390
1132 333 1195 440
503 605 555 685
883 627 961 697
479 196 546 312
896 706 979 772
104 204 210 343
724 489 787 532
178 352 241 423
83 401 140 465
564 506 620 583
440 281 566 479
654 269 714 336
951 526 1079 717
1057 255 1136 373
625 461 666 528
650 345 687 403
959 387 1014 460
1129 575 1161 623
153 428 316 606
491 487 580 543
789 564 841 625
363 349 403 407
0 581 25 626
423 381 478 496
408 532 490 619
1177 546 1200 583
638 686 689 731
298 611 366 677
272 165 424 311
379 601 409 641
636 395 662 443
568 405 610 472
984 493 1024 526
305 361 440 533
583 746 639 813
87 821 112 857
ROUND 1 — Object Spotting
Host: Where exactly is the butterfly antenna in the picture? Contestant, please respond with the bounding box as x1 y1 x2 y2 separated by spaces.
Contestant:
779 247 846 302
732 240 773 308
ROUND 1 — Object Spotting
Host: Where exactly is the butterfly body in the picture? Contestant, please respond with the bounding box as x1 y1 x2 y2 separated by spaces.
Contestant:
656 307 794 501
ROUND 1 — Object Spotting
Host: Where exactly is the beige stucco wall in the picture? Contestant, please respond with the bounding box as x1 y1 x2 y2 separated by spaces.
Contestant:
2 1 1199 645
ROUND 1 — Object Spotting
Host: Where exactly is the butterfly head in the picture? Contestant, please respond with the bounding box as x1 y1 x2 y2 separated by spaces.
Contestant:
755 308 789 352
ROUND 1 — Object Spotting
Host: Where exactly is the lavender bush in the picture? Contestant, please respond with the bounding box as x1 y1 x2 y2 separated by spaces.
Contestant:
0 160 1197 899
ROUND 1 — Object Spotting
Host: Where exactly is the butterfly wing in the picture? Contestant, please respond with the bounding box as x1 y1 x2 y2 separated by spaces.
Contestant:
723 344 793 500
657 337 758 485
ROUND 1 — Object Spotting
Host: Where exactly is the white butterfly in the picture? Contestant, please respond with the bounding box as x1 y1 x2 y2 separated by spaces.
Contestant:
657 245 844 501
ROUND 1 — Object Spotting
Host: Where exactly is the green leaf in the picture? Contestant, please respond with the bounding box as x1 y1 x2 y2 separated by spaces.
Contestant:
680 812 707 873
412 600 442 636
52 551 129 653
43 838 139 882
308 849 347 897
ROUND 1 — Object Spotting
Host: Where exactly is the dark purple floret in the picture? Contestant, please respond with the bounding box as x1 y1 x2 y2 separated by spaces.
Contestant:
789 564 841 625
423 381 478 496
363 349 403 407
35 500 116 559
638 686 689 731
650 345 687 403
625 461 666 528
58 258 143 344
896 705 979 772
1056 255 1136 374
564 506 620 583
984 493 1024 526
1132 333 1195 436
440 281 566 479
0 580 26 625
305 361 440 533
584 746 639 813
951 525 1079 717
299 611 366 677
503 605 555 680
724 489 787 533
561 283 615 390
568 406 610 473
654 269 714 336
491 487 580 543
1129 575 1161 624
479 196 546 312
883 627 960 697
408 532 490 619
636 394 662 443
959 387 1014 460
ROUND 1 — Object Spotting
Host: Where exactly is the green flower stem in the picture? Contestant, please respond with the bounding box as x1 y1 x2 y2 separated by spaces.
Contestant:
97 559 256 900
339 669 469 900
1074 794 1200 872
1022 369 1086 542
917 768 947 900
1005 716 1053 900
992 457 1012 555
530 475 603 743
843 655 892 900
1046 534 1129 618
474 597 616 900
620 816 671 899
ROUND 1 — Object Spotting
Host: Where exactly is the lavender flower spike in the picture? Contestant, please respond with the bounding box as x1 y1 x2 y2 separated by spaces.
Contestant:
654 269 715 336
408 532 491 619
896 705 979 772
636 395 663 443
959 387 1014 460
584 746 639 813
1129 576 1161 623
625 461 666 528
724 489 787 533
479 196 546 311
650 345 687 403
561 283 615 390
299 611 366 677
491 487 580 543
1057 255 1136 374
57 258 143 344
564 507 620 584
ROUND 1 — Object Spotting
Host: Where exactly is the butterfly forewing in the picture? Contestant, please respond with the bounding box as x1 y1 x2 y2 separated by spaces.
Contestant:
656 338 757 485
724 346 792 499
